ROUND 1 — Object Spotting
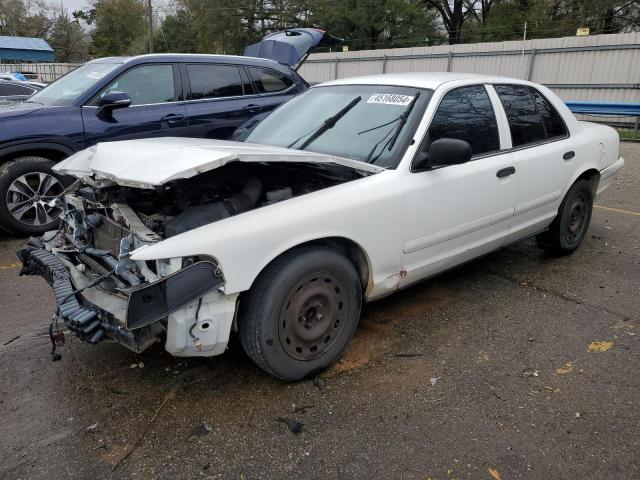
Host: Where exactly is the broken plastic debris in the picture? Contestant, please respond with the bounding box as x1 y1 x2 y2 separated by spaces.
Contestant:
129 363 138 368
522 368 540 378
277 417 304 434
86 423 98 432
430 377 440 386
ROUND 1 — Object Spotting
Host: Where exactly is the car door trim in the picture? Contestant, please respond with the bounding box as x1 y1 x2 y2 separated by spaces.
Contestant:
403 207 514 254
514 189 562 216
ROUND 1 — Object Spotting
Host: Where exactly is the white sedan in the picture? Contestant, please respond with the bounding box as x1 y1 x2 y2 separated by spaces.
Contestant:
18 72 624 380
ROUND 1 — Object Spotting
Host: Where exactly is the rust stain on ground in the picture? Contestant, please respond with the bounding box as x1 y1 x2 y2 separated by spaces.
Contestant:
326 284 455 376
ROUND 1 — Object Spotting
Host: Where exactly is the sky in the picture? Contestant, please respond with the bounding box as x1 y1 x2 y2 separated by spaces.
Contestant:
45 0 91 13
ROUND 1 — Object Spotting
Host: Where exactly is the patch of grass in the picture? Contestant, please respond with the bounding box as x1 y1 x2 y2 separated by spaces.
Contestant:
618 128 640 141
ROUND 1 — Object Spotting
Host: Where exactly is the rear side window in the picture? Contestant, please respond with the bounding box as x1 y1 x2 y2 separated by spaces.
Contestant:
428 85 500 156
248 67 293 94
495 84 547 147
186 64 246 100
528 87 567 139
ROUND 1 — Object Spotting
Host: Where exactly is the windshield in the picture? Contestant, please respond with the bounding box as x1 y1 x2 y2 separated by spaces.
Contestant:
27 62 121 107
244 85 431 168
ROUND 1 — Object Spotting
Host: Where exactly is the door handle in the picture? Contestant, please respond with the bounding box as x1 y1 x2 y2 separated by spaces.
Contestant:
161 113 185 123
496 166 516 178
243 104 262 113
563 151 575 160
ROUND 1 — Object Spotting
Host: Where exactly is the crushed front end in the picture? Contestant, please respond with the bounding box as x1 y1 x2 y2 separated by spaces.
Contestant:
17 182 235 358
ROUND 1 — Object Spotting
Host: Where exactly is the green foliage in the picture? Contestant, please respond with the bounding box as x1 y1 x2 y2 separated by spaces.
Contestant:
89 0 148 57
312 0 444 49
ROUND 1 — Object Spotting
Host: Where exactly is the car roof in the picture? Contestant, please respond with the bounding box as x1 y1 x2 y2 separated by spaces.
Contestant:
320 72 531 90
89 53 291 72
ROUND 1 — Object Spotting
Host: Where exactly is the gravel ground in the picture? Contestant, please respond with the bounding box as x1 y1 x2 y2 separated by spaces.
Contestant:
0 143 638 480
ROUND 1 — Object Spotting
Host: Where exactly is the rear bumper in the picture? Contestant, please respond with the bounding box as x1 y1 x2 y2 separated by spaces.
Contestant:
597 156 624 196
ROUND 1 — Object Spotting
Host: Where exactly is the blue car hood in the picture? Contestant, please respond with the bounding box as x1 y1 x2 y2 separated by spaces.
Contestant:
0 100 44 118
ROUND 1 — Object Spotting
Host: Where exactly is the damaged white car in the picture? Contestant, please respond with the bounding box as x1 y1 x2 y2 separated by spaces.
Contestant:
18 73 624 380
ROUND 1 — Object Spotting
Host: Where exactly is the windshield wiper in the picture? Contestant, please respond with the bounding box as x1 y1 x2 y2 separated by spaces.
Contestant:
288 96 362 150
385 92 420 151
364 92 421 164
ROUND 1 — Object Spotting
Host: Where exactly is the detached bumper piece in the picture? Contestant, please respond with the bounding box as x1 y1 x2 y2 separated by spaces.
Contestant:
18 239 105 344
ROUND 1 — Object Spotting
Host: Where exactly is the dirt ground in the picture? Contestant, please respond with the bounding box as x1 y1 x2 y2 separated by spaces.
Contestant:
1 143 638 480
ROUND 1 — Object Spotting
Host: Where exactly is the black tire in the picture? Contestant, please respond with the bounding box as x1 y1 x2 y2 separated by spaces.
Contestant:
238 246 362 381
0 156 68 236
536 179 593 255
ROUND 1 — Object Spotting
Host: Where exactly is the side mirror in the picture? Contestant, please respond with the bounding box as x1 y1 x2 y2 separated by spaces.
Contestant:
413 138 472 170
97 90 131 116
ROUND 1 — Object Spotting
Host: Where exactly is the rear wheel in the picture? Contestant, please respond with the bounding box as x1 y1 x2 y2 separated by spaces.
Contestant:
0 157 67 236
536 179 593 255
238 246 362 381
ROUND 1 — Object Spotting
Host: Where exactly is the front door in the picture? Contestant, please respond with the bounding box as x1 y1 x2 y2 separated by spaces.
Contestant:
82 63 189 145
400 84 516 287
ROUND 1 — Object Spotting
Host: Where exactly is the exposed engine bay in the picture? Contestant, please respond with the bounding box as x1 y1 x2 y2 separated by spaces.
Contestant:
17 161 358 357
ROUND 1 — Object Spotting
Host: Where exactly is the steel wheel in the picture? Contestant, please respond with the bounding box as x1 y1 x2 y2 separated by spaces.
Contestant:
279 271 349 361
564 193 586 243
6 171 64 227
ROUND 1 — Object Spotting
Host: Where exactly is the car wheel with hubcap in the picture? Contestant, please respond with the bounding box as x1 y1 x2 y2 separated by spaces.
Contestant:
238 246 362 381
0 157 67 236
536 178 593 255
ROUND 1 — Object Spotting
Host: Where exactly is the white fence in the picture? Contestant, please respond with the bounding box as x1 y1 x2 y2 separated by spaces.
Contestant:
0 62 80 83
298 32 640 107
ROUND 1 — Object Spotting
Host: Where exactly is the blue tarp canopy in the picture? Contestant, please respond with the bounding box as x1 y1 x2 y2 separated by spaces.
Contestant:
0 36 54 62
244 28 340 68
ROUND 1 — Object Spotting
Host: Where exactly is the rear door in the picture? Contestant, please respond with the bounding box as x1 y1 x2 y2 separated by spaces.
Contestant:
491 84 573 242
181 63 263 140
82 63 189 144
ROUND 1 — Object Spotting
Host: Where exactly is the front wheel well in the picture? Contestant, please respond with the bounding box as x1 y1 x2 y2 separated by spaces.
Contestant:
0 148 70 166
247 237 372 297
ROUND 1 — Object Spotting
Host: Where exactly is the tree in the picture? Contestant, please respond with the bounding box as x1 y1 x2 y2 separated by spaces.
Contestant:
154 9 198 53
48 7 90 62
86 0 148 57
312 0 443 50
420 0 476 44
0 0 57 38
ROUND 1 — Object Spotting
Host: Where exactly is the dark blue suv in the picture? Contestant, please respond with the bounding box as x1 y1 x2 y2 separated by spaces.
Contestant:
0 53 307 235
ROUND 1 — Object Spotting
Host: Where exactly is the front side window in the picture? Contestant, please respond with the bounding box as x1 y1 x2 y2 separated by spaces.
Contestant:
495 84 547 147
186 64 246 100
244 84 431 168
94 64 175 106
248 67 293 93
427 85 500 156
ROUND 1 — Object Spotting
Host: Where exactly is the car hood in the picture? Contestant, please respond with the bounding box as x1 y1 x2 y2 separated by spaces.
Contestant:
53 137 384 188
0 100 44 117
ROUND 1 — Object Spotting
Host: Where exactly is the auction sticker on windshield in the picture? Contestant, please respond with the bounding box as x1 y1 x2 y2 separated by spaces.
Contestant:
367 93 414 106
